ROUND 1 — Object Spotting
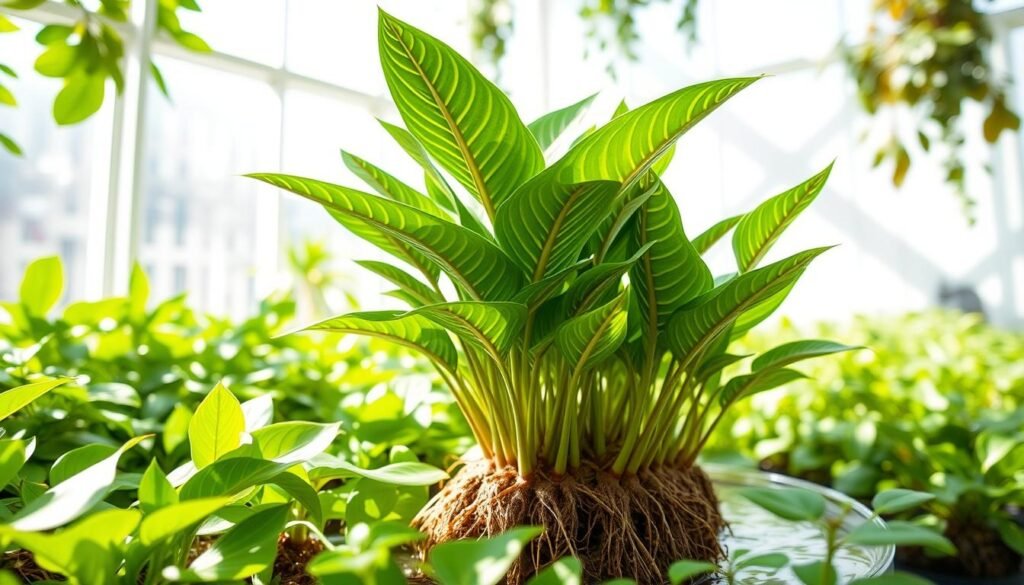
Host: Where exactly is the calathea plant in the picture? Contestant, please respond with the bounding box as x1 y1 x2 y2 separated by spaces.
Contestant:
251 9 855 584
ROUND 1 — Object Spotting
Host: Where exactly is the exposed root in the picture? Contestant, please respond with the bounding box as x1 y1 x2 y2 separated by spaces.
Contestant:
1 549 65 582
413 460 725 584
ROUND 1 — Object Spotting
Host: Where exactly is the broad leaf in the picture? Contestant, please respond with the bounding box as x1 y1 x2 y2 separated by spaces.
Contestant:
188 382 245 469
247 174 523 300
667 560 716 584
871 489 936 515
0 378 68 422
844 521 955 554
430 526 543 585
179 457 290 501
11 434 149 531
162 504 289 582
377 118 457 211
733 163 833 272
139 459 177 514
495 172 619 280
556 77 758 192
527 557 582 585
752 340 860 372
250 421 340 465
139 497 231 546
309 454 448 486
562 242 655 315
528 93 597 152
305 310 458 371
719 368 807 406
630 181 712 345
342 149 446 217
19 256 63 316
413 301 527 357
555 293 628 369
692 214 741 255
50 444 117 485
667 247 831 366
739 486 826 522
0 439 27 489
240 394 274 432
379 10 543 218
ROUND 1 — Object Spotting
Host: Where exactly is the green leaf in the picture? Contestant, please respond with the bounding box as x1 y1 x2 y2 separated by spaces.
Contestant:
0 439 28 489
378 9 543 219
250 421 340 464
265 470 323 525
34 43 77 77
667 247 831 365
667 560 716 584
54 71 105 125
139 497 230 546
0 82 14 106
172 30 211 52
495 172 619 280
162 504 288 582
0 63 15 77
377 119 457 211
793 561 836 585
0 14 18 33
430 526 543 585
528 93 597 151
139 459 177 514
996 519 1024 556
844 521 955 555
692 214 741 255
50 444 117 485
355 260 444 307
413 301 527 357
35 24 73 45
163 404 192 455
527 557 582 585
0 378 68 421
247 173 524 300
630 180 712 343
1 509 140 585
342 150 446 217
19 255 63 316
563 242 654 315
719 368 807 405
555 293 628 369
309 455 448 486
732 163 833 272
735 552 788 570
11 434 149 531
871 489 936 515
179 457 292 501
305 310 458 371
188 382 245 468
738 486 826 522
240 394 273 432
752 340 860 372
557 77 758 192
0 132 21 156
150 61 170 98
850 573 935 585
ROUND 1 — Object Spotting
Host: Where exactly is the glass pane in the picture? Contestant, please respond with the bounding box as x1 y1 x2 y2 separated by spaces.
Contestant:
178 0 286 66
285 0 470 93
139 58 280 317
0 19 110 304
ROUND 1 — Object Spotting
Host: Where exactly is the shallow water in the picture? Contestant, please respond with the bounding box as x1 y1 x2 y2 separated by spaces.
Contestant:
717 484 888 584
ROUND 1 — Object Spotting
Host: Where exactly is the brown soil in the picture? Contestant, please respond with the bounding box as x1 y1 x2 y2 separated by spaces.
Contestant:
413 460 725 585
269 533 325 585
899 519 1023 578
1 549 65 582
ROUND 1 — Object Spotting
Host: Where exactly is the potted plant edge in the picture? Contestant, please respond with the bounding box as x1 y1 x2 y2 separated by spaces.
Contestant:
252 10 861 583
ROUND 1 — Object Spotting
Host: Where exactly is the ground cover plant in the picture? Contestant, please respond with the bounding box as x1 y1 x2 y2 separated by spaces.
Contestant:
250 9 862 583
711 311 1024 579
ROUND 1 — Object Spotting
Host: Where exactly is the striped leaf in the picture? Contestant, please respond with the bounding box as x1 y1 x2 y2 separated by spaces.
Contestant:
305 310 458 371
527 93 597 151
341 150 446 217
247 173 523 300
378 119 457 211
667 247 831 365
692 214 742 255
630 181 712 342
563 242 655 316
413 302 527 358
494 171 619 280
354 260 444 307
751 339 859 372
719 368 807 406
731 282 795 340
556 77 758 191
555 293 628 369
378 10 543 219
733 162 833 272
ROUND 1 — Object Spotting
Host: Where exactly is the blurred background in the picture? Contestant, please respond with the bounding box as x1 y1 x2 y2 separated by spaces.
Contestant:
1 0 1023 328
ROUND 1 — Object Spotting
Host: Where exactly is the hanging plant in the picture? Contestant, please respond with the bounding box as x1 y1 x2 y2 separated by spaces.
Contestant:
846 0 1020 221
